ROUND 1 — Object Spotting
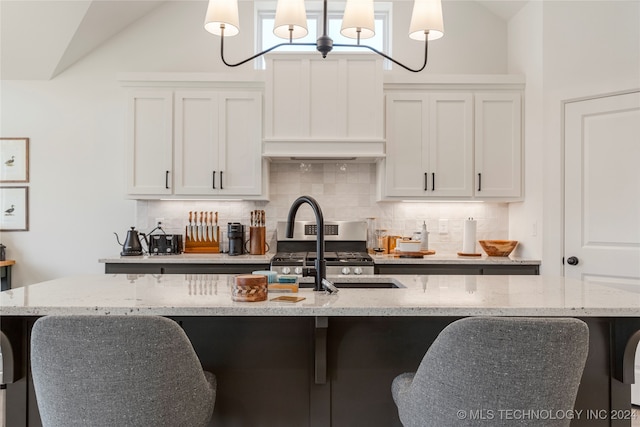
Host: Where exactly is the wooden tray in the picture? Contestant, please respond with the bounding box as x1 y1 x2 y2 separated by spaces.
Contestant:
457 252 482 257
393 250 436 258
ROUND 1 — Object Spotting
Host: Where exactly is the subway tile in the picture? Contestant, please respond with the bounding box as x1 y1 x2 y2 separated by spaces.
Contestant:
139 163 509 254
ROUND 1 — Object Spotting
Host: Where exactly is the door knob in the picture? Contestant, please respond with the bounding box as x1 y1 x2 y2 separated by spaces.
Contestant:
566 256 579 266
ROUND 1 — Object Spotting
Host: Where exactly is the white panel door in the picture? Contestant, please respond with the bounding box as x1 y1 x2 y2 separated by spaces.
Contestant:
429 93 474 197
267 58 308 138
345 57 383 138
309 58 343 138
218 92 263 196
174 92 220 195
475 93 522 197
563 90 640 402
384 93 429 197
126 91 173 195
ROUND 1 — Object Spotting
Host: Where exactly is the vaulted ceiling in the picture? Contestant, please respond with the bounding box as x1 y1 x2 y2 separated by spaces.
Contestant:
0 0 527 80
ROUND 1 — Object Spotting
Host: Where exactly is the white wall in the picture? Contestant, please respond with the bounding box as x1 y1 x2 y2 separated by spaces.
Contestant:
506 1 543 260
507 0 640 275
0 0 512 287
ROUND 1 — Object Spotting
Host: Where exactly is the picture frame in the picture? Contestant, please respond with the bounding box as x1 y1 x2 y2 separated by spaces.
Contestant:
0 137 29 183
0 187 29 231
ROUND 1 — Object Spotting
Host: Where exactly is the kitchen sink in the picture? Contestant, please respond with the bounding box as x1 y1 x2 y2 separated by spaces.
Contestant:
299 279 404 289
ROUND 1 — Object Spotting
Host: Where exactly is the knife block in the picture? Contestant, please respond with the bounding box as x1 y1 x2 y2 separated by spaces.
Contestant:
184 226 220 254
249 226 268 255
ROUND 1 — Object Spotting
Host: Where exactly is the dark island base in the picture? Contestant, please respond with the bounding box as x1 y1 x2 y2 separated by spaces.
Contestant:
3 316 637 426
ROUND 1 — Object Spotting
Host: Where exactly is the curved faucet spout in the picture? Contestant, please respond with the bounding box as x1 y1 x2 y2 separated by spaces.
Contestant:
286 195 326 291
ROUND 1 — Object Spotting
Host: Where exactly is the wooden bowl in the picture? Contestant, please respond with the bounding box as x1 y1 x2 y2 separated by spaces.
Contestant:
479 240 518 257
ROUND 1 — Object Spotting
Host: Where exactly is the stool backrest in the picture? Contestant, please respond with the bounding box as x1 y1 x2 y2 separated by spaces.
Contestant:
31 315 215 427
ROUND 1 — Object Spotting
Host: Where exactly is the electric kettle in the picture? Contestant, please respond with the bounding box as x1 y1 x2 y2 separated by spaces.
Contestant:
114 227 145 256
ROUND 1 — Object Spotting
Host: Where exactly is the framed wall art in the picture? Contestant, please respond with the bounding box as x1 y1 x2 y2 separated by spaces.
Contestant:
0 187 29 231
0 137 29 183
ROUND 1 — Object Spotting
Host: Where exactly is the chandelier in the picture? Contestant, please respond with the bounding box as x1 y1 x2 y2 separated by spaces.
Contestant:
204 0 444 72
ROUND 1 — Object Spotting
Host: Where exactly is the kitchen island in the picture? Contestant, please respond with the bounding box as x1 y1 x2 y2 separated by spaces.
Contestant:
1 274 638 426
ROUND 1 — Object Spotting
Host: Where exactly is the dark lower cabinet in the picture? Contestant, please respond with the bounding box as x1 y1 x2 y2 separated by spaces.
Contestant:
104 263 270 275
375 263 539 275
105 262 539 276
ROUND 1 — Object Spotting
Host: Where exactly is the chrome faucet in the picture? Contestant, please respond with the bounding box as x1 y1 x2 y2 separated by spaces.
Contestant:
286 196 336 293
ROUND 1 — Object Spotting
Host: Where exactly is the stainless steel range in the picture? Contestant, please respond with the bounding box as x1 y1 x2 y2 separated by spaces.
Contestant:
271 221 374 276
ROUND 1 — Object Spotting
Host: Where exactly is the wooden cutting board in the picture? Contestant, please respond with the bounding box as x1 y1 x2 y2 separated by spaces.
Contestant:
393 250 436 258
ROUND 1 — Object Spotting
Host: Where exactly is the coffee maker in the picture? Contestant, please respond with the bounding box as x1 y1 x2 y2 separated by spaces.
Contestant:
227 223 245 256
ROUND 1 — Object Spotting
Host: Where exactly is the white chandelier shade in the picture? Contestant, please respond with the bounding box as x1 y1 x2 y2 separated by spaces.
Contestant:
340 0 375 40
274 0 309 40
204 0 240 37
409 0 444 41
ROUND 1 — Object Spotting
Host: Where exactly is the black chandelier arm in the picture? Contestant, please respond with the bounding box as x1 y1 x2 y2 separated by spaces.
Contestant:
218 31 429 72
332 37 429 73
220 36 317 67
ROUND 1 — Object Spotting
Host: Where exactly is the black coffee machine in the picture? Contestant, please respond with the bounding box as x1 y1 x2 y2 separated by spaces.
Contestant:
227 223 245 256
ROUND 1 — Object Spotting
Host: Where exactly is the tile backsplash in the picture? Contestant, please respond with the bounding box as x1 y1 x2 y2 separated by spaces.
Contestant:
137 163 508 254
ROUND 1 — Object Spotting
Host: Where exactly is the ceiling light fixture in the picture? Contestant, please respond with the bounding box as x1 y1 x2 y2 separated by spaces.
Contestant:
204 0 444 72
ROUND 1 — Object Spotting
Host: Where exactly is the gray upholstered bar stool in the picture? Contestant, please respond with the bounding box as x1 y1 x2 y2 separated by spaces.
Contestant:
392 317 589 427
31 315 216 427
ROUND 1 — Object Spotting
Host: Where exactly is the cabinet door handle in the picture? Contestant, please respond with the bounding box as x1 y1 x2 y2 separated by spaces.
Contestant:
424 173 428 191
477 173 482 192
432 173 435 191
165 171 170 189
220 171 224 190
212 171 216 189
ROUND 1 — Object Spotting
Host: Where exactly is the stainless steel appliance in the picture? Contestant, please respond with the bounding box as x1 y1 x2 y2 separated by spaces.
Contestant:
148 234 183 255
271 220 374 276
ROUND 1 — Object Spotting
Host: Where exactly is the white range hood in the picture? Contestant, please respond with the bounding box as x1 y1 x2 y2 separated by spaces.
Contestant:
264 54 385 163
262 138 385 163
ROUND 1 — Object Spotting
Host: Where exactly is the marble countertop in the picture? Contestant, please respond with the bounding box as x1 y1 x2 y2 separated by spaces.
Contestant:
98 253 540 265
1 274 637 317
98 254 273 264
370 254 540 265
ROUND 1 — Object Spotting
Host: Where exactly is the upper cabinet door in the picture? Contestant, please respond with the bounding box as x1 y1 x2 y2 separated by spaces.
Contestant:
384 93 429 197
474 93 522 198
126 90 173 195
382 92 473 199
428 93 474 197
126 85 267 200
217 92 263 196
174 91 220 195
265 53 383 140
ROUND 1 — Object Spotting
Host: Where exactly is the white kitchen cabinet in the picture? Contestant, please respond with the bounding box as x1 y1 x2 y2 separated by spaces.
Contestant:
380 89 522 201
382 92 473 198
263 53 385 159
127 89 265 199
126 90 173 195
174 91 263 196
474 92 522 198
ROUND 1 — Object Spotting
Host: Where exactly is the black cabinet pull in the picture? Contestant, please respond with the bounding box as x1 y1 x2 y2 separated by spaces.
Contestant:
432 172 435 191
212 171 216 189
220 171 224 190
165 171 170 189
477 173 482 192
424 173 428 191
